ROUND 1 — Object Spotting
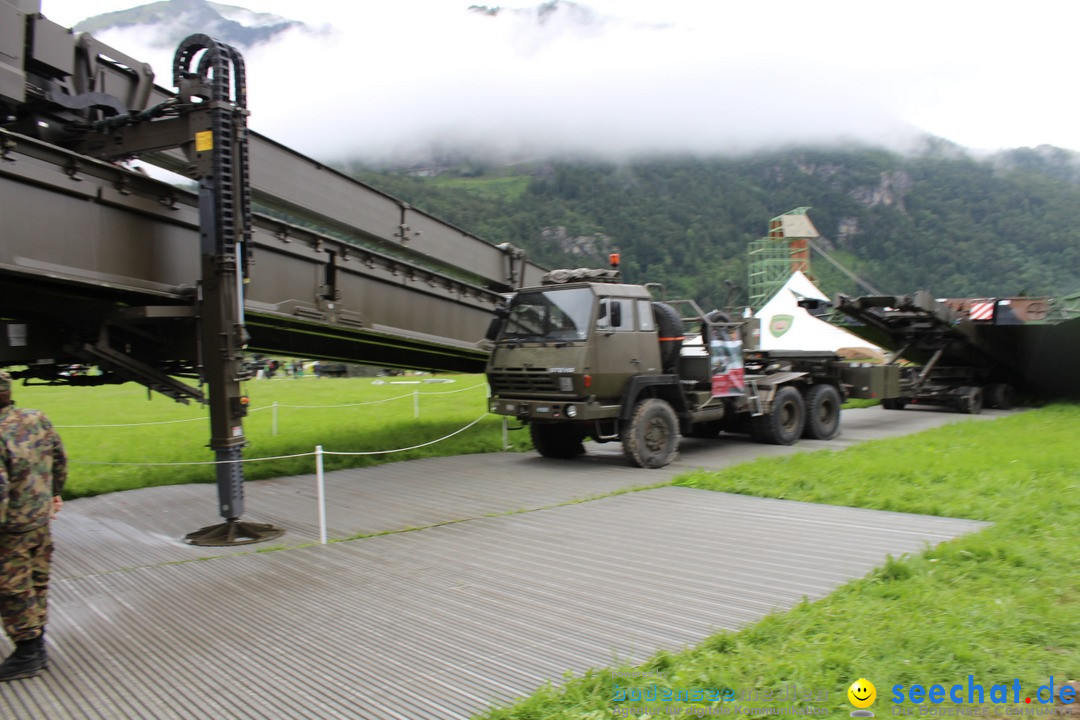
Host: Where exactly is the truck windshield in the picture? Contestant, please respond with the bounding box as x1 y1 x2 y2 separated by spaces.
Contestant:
502 287 594 342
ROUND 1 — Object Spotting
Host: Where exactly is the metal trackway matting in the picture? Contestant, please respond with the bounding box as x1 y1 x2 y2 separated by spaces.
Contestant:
50 406 1008 579
2 485 988 720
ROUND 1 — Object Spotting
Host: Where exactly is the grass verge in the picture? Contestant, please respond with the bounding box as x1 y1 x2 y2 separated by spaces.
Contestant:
476 405 1080 719
13 374 528 498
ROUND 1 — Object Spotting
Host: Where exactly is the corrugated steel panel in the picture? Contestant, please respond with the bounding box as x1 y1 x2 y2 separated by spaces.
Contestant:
4 481 986 720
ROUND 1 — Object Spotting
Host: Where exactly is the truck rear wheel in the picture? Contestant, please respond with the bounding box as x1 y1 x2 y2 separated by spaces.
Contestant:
530 423 585 459
957 386 983 415
881 398 907 410
802 384 841 440
985 383 1014 410
750 386 804 445
622 398 680 468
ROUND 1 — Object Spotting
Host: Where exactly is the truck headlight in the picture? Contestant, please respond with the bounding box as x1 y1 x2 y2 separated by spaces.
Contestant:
566 405 578 418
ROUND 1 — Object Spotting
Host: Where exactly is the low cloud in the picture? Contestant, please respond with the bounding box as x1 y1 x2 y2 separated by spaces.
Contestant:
80 1 1079 162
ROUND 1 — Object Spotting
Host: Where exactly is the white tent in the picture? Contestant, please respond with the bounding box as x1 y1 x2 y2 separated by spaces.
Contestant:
754 271 881 354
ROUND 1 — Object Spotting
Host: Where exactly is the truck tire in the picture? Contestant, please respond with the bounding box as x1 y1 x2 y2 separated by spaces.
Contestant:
652 303 684 374
750 386 805 445
881 398 907 410
985 383 1014 410
802 384 841 440
956 386 984 415
622 398 680 468
702 310 732 343
530 423 585 459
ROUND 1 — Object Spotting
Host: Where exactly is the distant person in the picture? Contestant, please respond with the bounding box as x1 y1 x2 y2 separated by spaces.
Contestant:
0 370 67 681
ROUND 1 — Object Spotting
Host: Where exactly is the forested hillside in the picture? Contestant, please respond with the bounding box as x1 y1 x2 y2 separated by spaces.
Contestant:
341 145 1080 310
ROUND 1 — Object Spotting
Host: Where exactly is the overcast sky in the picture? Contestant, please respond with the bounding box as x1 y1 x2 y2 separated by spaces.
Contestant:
38 0 1080 161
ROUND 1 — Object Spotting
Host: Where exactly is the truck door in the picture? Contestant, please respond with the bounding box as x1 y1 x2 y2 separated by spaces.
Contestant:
589 296 659 398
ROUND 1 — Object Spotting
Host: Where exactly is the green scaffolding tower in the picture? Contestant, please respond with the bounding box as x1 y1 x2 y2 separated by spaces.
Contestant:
747 207 820 311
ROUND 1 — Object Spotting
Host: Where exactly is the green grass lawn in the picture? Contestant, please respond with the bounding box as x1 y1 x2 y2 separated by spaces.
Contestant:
13 374 528 498
478 405 1080 719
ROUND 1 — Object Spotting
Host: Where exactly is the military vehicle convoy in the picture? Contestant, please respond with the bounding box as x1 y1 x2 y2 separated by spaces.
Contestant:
484 265 893 468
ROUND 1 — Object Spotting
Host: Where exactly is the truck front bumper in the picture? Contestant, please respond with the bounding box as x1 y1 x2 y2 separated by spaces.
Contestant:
488 397 619 422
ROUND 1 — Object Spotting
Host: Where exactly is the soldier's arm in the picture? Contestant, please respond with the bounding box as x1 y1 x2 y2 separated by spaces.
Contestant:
40 414 68 498
48 421 68 497
0 452 9 527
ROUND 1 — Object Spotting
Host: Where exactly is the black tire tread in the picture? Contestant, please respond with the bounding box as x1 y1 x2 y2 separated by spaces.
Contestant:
750 385 805 445
622 398 680 468
530 422 585 459
802 384 841 440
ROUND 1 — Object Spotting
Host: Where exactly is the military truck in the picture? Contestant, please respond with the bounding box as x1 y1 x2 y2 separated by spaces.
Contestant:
484 267 886 468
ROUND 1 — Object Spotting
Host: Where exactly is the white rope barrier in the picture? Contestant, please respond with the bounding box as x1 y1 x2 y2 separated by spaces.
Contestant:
71 450 317 466
55 416 209 429
272 393 414 409
55 384 490 428
418 383 488 395
68 413 495 466
322 413 491 456
65 405 498 545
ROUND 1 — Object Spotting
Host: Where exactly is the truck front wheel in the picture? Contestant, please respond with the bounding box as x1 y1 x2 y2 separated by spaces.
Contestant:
622 398 680 468
530 423 585 459
750 386 805 445
802 384 841 440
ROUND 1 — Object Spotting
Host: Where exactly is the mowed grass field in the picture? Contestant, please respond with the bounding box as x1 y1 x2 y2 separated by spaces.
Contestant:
478 405 1080 719
12 373 527 498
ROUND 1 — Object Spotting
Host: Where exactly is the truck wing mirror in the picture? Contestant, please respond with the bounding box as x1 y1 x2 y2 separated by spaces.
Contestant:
485 316 504 341
610 301 622 327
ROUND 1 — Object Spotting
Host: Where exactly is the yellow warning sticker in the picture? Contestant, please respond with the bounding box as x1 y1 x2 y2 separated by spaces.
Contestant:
195 130 214 152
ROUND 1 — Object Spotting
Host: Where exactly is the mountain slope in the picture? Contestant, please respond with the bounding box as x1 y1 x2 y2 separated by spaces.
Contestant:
73 0 303 48
343 146 1080 309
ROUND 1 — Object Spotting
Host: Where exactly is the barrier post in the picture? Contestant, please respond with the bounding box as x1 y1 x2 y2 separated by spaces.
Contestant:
502 417 509 450
413 390 419 419
272 401 279 436
315 445 327 545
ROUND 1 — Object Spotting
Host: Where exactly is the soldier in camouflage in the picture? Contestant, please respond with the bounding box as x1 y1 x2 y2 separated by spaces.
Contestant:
0 370 66 681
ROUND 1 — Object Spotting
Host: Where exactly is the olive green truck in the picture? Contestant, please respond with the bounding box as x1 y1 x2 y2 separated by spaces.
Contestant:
484 268 896 468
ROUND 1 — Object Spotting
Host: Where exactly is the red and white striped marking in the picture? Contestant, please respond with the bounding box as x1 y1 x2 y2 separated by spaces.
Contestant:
969 301 995 321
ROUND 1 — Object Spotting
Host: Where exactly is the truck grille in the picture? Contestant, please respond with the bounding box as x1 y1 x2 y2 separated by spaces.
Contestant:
488 369 561 395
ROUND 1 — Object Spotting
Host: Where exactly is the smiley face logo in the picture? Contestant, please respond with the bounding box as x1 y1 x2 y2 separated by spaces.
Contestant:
848 678 877 709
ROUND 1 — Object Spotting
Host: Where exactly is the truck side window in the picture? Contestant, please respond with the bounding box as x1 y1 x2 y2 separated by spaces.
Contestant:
637 300 655 332
597 298 632 332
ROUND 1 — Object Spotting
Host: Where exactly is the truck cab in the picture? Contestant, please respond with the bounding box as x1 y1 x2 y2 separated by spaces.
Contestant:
487 280 662 407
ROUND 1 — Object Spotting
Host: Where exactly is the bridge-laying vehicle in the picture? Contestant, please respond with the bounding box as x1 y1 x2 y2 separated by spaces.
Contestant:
834 290 1080 412
0 0 544 542
484 263 893 468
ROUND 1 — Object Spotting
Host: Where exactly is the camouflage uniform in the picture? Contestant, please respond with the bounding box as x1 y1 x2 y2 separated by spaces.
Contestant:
0 373 67 645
